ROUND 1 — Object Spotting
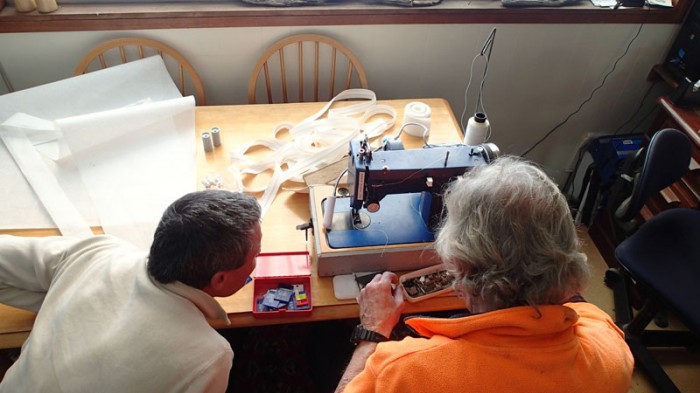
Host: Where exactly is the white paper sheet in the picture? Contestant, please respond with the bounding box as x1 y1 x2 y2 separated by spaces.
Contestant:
0 123 92 237
0 56 196 250
56 97 196 249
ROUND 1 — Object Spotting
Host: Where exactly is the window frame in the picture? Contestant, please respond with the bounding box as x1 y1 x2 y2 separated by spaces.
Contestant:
0 0 690 33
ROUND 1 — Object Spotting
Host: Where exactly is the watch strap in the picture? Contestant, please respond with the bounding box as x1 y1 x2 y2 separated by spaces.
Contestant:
351 324 389 344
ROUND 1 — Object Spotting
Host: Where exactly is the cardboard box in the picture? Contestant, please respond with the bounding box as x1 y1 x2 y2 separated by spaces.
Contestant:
252 251 312 318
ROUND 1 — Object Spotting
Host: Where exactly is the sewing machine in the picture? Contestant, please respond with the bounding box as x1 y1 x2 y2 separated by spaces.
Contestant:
309 137 499 276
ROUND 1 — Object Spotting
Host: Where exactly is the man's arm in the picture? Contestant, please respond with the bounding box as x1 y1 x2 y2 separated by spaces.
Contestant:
334 271 405 393
0 235 88 311
335 341 377 393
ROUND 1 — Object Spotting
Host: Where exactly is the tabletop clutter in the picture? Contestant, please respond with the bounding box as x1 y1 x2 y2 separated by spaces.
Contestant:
399 264 455 303
256 283 310 312
252 251 313 318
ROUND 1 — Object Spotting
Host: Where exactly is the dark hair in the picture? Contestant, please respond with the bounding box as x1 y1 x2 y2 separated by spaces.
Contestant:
147 190 261 288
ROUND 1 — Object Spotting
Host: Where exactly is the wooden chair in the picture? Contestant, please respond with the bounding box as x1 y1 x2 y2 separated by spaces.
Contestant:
248 34 369 104
74 37 206 105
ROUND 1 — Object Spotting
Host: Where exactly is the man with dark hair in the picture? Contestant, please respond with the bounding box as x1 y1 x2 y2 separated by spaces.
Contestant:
0 190 261 393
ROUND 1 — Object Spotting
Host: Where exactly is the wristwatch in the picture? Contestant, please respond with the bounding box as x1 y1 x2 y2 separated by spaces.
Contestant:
350 324 389 345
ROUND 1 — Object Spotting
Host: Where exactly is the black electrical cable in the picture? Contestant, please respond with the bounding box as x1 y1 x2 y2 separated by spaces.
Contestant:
628 102 659 133
520 20 646 157
613 79 660 135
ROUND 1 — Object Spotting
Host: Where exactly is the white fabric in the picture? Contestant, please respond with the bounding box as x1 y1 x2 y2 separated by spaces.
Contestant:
0 235 232 393
228 89 397 218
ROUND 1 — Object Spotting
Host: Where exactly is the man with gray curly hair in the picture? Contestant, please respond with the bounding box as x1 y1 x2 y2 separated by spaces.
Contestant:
336 156 633 393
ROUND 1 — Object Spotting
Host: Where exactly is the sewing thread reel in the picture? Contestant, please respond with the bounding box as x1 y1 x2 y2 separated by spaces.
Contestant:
464 112 490 145
323 196 336 230
403 102 431 138
201 132 214 152
210 127 221 147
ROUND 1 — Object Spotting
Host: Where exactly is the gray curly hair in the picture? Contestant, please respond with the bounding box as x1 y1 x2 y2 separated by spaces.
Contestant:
434 156 589 312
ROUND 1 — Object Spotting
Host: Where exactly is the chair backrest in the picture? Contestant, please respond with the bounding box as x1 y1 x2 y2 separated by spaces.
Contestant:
248 34 369 104
611 128 691 224
74 37 206 105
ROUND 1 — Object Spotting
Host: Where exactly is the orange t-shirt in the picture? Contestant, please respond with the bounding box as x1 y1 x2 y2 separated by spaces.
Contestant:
344 302 633 393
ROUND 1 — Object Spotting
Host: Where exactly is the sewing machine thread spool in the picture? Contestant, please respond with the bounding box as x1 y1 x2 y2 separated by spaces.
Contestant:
323 196 336 230
201 132 213 152
464 112 490 145
403 102 431 138
211 127 221 147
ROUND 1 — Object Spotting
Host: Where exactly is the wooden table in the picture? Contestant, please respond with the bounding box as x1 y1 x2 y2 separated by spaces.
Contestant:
0 98 468 349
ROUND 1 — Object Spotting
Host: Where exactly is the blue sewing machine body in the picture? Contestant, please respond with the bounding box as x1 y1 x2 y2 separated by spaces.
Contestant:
324 192 435 248
310 137 499 276
324 138 499 251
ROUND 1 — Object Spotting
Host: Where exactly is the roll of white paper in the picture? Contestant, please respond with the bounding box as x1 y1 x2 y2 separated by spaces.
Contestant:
464 112 490 145
403 102 431 137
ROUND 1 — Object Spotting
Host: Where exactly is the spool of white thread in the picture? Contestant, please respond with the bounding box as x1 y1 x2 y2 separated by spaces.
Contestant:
323 195 336 230
464 112 490 145
402 102 431 137
201 132 213 153
211 127 221 147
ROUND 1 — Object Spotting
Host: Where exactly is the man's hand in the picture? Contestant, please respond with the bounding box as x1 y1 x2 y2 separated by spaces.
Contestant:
335 271 405 393
357 271 405 338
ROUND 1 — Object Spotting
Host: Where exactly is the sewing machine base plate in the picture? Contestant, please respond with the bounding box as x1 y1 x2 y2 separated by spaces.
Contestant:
309 185 440 277
324 193 434 249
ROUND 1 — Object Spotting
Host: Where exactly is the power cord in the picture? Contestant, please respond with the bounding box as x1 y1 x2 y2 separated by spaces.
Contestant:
627 101 660 133
520 19 646 157
613 79 660 135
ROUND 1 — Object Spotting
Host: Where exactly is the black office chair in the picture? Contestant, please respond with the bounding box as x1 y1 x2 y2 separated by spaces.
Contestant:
606 128 692 243
604 128 699 393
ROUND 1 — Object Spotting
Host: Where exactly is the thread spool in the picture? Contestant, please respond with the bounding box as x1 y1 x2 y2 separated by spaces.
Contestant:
211 127 221 147
202 132 213 152
402 102 431 137
323 195 336 230
35 0 57 13
14 0 37 12
464 112 490 145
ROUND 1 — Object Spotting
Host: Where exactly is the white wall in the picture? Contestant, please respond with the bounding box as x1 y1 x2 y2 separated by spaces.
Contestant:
0 23 679 183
